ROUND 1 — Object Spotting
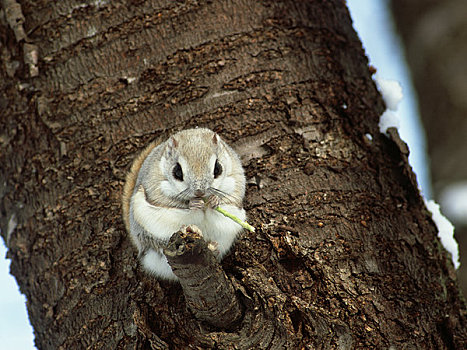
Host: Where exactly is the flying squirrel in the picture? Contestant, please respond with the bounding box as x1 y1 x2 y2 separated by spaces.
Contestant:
122 128 246 280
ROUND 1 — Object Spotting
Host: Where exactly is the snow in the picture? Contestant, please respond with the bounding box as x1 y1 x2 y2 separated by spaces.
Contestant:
440 181 467 225
378 110 400 134
375 76 403 134
424 199 460 269
375 76 403 111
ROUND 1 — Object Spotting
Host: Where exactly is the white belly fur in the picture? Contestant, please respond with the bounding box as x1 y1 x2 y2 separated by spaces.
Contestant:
132 189 246 279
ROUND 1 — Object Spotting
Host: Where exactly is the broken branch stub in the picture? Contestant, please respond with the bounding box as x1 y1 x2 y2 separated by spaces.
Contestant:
163 226 243 329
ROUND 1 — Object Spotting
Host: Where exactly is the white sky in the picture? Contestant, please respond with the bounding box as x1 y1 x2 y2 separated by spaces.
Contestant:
0 1 430 348
0 243 34 349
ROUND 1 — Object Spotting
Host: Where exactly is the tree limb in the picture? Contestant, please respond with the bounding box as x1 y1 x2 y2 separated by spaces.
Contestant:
164 226 243 329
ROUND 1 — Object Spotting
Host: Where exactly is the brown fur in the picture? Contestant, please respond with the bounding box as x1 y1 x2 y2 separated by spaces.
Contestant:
122 141 159 232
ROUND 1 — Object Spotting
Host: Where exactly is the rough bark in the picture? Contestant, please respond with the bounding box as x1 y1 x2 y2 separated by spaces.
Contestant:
390 0 467 297
1 0 466 349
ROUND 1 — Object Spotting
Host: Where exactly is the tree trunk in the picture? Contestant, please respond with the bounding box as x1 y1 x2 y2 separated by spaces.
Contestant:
1 0 465 349
390 0 467 297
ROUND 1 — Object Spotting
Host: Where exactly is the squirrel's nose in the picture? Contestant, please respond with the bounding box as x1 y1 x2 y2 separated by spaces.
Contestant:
194 189 205 198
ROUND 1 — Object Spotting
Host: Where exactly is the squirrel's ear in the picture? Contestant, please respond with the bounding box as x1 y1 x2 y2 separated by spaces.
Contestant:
164 137 178 159
212 133 219 145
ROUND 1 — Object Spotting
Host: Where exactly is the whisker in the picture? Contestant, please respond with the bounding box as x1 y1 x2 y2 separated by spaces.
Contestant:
158 186 240 209
175 188 192 201
173 189 192 206
209 187 240 205
209 187 227 199
156 188 191 209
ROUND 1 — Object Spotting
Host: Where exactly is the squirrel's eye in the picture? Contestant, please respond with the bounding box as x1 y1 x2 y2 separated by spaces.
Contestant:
214 159 222 178
172 163 183 181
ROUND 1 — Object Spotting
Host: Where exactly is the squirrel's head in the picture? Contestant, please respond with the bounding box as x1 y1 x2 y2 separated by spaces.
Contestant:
158 128 244 206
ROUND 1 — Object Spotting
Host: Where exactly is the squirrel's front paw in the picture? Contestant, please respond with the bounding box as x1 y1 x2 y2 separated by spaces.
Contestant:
205 195 221 209
189 198 205 210
189 195 220 210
